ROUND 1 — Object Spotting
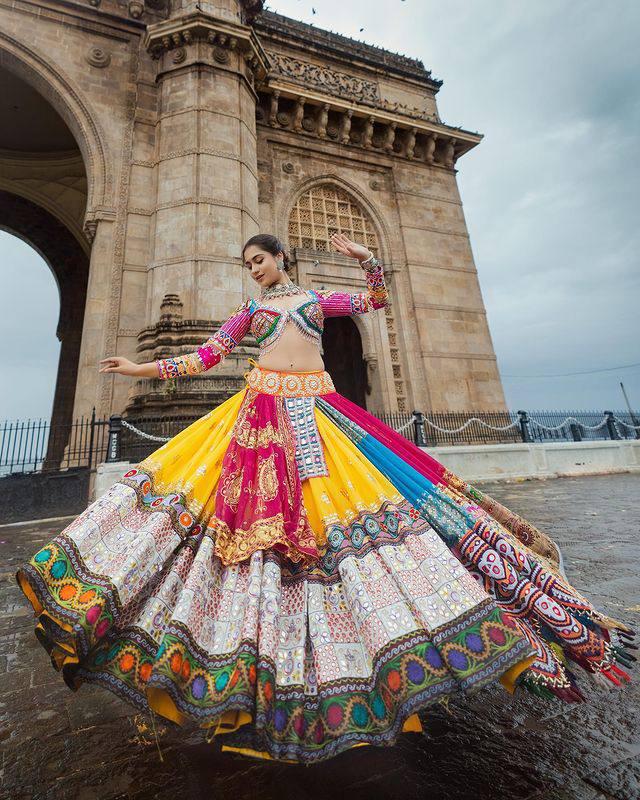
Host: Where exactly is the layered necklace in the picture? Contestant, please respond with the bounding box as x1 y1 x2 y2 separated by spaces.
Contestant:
260 281 306 300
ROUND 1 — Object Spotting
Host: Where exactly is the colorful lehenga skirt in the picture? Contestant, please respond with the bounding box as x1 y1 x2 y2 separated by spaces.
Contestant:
16 364 635 764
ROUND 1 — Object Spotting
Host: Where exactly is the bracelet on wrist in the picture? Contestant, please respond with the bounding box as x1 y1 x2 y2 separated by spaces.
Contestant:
360 254 381 272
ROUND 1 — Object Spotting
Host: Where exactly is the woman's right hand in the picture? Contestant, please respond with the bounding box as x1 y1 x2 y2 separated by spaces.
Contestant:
98 356 141 376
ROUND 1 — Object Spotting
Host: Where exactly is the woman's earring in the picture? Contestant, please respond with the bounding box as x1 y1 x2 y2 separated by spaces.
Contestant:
276 259 284 271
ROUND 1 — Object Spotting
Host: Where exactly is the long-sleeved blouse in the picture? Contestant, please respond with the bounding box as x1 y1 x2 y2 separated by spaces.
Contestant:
155 257 388 380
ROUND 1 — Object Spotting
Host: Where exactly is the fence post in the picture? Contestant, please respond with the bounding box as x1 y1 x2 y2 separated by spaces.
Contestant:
412 410 427 447
107 414 122 462
87 406 97 469
569 422 582 442
604 410 620 440
517 410 532 443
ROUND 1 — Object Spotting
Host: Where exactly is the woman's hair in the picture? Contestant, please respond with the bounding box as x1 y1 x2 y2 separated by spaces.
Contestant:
242 233 291 274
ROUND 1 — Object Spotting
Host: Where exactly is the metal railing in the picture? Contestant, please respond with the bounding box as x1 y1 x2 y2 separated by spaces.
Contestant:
1 406 639 475
0 409 110 476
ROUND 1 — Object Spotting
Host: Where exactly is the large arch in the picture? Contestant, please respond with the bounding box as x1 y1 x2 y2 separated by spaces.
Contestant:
0 48 99 467
0 193 90 467
0 32 111 223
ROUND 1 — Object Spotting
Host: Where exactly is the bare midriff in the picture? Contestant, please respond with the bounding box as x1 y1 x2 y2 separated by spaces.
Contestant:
255 294 325 372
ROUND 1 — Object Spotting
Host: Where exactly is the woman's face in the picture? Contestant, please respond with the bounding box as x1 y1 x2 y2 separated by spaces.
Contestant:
243 245 284 288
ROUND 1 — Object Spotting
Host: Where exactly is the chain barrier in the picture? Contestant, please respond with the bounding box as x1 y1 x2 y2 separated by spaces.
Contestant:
422 418 520 434
121 419 171 442
527 416 609 432
391 418 415 434
119 413 640 442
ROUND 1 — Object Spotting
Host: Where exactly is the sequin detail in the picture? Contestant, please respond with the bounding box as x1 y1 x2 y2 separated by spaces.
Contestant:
284 396 329 481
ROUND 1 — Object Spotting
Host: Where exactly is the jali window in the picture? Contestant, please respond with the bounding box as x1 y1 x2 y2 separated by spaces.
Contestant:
288 185 380 256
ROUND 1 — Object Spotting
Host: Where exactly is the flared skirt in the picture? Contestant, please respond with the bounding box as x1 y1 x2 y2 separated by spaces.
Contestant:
15 365 635 764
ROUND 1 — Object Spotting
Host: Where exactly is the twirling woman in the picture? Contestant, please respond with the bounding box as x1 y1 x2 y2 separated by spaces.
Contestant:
16 232 635 764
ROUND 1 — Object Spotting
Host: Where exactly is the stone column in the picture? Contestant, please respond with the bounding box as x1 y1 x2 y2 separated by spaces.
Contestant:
141 2 269 376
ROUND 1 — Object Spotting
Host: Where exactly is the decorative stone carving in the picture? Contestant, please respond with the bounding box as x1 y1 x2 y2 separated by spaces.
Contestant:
282 162 295 173
383 122 396 153
262 47 442 123
444 136 457 167
405 127 416 159
267 53 379 104
159 293 183 322
143 15 269 81
172 47 186 64
293 97 305 132
269 90 279 127
128 0 144 19
213 46 230 64
424 132 437 164
340 109 353 144
86 46 110 68
83 219 98 243
316 103 329 139
254 84 478 169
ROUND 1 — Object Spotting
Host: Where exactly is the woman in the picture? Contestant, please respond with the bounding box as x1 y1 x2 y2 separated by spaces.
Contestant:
16 232 634 765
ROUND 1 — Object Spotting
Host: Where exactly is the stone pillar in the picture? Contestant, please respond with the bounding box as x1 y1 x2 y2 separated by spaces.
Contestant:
140 3 269 407
146 0 266 324
43 302 86 471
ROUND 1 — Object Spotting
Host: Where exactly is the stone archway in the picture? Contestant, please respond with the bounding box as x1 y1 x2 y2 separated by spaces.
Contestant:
0 65 90 468
322 316 368 409
0 193 90 468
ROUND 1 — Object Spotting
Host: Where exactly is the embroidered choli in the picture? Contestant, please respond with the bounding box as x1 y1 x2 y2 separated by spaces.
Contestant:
155 257 388 379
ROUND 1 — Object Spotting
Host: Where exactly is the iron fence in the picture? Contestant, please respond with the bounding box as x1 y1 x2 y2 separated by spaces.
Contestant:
375 410 523 446
0 409 110 477
0 406 638 476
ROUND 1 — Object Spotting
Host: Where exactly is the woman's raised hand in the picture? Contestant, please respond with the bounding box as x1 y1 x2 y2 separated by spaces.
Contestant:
98 356 141 376
329 232 372 263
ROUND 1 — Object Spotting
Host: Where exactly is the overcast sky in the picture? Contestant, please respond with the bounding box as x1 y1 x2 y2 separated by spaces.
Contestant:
1 0 638 420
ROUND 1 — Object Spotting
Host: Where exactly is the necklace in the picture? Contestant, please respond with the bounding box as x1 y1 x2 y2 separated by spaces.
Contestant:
260 282 306 300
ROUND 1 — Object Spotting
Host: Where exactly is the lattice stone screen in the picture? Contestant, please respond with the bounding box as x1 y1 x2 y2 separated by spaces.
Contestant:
288 185 380 255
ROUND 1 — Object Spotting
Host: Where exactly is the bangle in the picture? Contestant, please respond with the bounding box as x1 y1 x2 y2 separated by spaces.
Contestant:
361 255 381 272
359 251 374 266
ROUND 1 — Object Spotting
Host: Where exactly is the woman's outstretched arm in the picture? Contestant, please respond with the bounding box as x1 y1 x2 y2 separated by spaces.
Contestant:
317 231 389 316
98 299 252 379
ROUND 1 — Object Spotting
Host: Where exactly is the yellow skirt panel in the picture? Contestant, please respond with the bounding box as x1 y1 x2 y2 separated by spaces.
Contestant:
136 388 247 519
301 404 406 547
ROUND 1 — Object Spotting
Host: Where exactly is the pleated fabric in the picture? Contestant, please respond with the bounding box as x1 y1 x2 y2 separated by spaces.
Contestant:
15 368 634 764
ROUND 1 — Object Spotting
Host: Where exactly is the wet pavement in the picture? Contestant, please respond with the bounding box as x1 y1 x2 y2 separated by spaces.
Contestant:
1 473 638 800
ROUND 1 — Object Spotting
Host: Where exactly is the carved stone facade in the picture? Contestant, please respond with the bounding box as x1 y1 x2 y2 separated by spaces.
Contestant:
0 0 508 435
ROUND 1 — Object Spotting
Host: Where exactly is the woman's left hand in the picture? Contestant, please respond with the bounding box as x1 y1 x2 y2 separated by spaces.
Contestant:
330 232 371 263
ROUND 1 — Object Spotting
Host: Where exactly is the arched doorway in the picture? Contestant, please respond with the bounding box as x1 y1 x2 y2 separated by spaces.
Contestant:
0 66 89 468
322 317 368 409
